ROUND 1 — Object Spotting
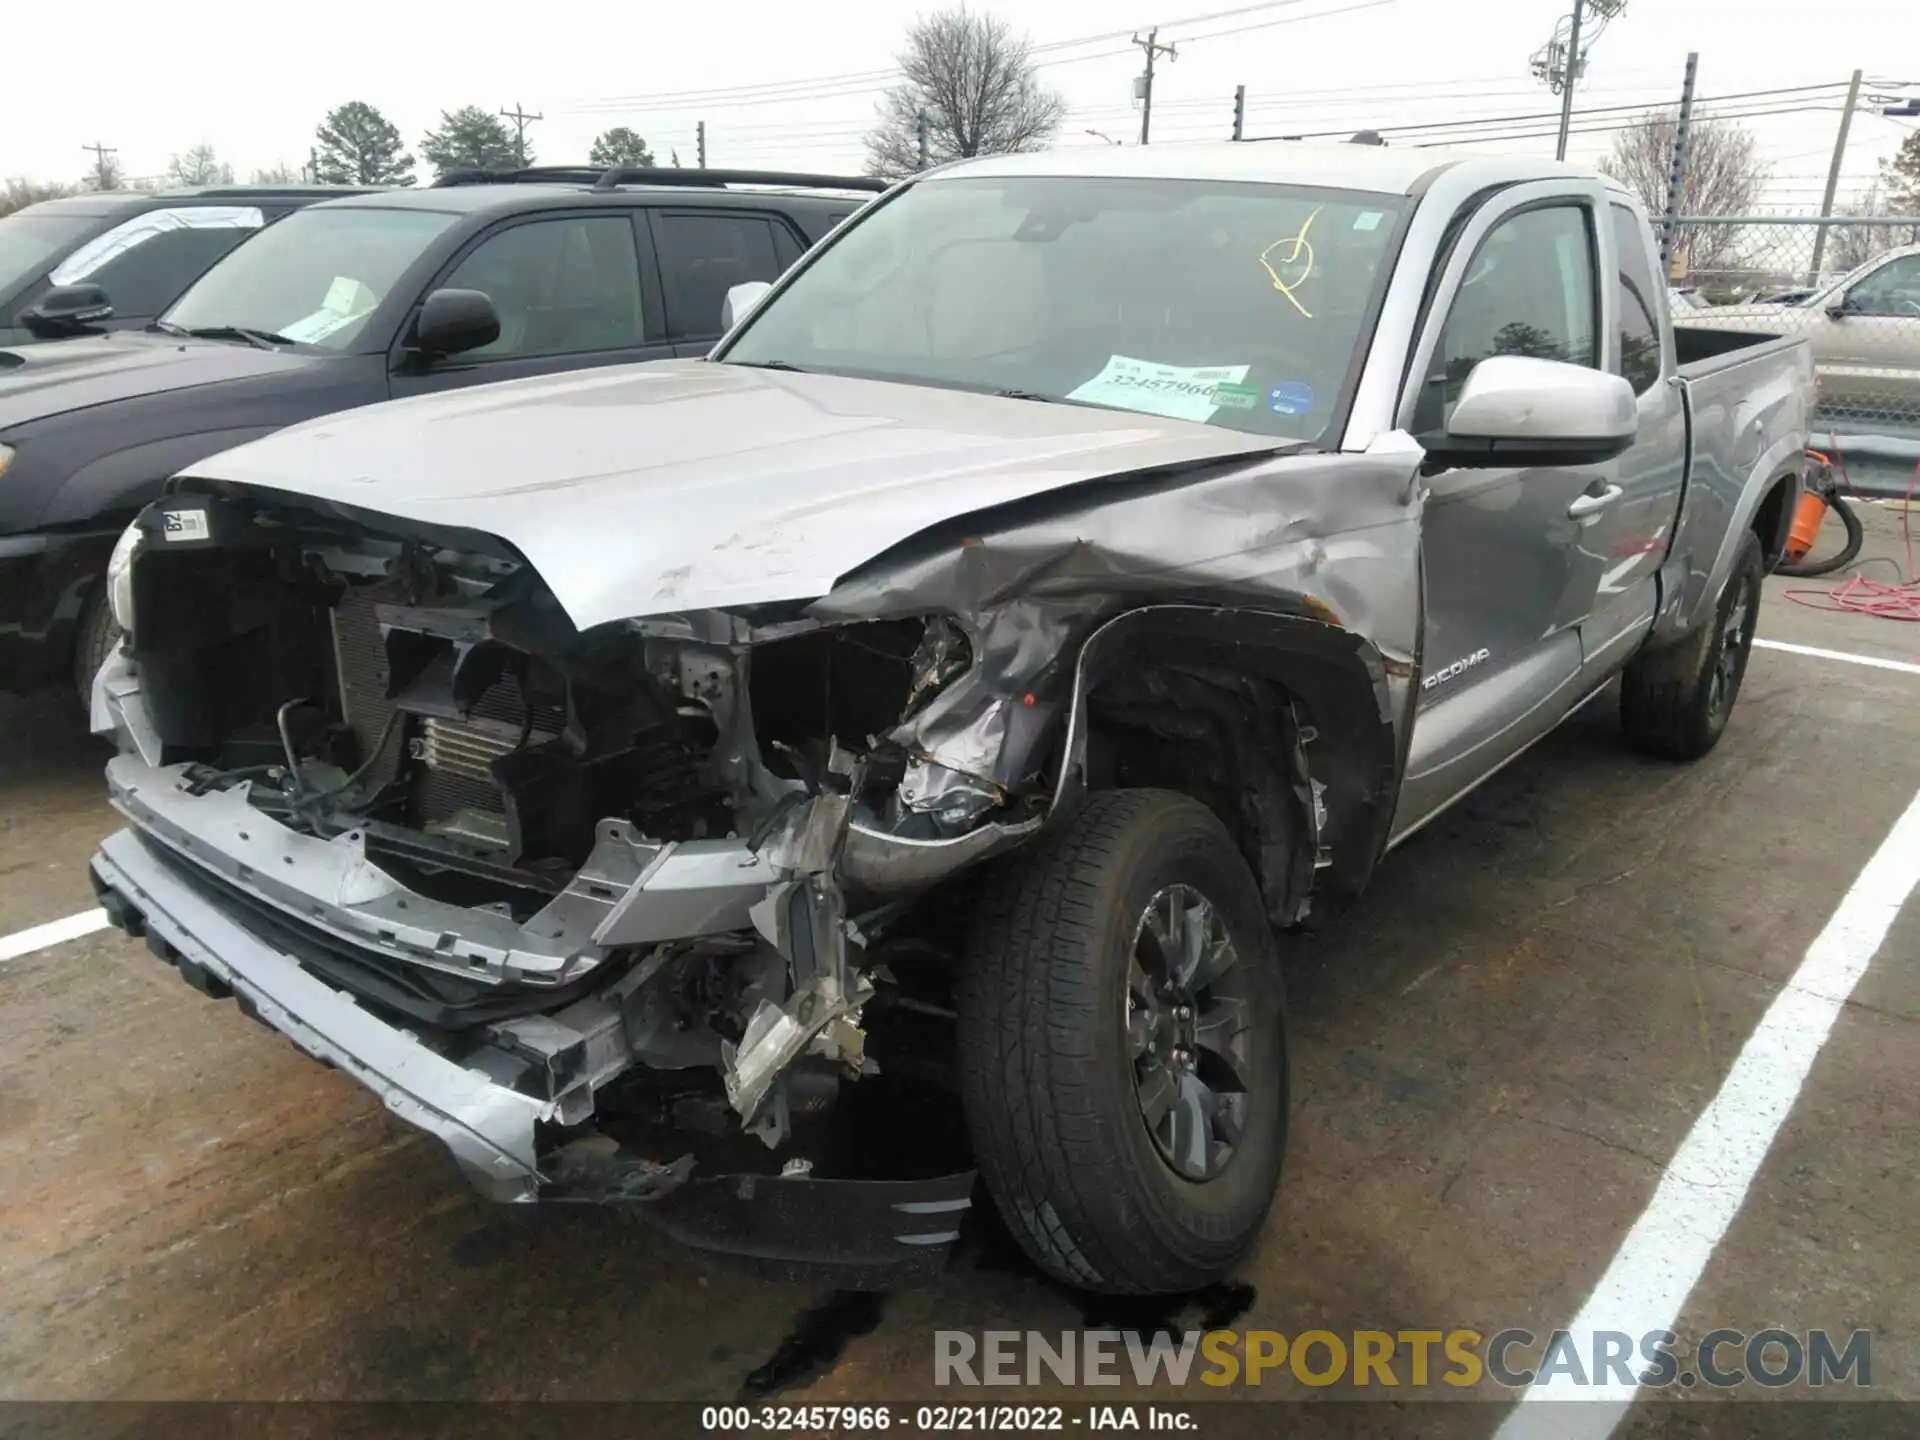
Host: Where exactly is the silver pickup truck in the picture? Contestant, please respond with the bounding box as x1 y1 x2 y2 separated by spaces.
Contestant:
88 143 1812 1295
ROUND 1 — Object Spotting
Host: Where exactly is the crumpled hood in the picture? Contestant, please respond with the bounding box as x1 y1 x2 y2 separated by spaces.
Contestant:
0 330 320 432
184 359 1288 628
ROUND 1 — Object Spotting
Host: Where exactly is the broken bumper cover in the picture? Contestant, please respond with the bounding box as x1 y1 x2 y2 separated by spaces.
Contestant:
88 826 975 1277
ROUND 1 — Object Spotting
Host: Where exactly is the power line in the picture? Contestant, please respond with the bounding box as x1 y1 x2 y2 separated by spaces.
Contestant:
550 0 1324 114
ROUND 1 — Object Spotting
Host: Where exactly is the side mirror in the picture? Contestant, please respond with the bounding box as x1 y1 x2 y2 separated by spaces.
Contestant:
21 283 114 337
413 288 500 358
1426 355 1638 469
721 280 773 334
1824 294 1850 320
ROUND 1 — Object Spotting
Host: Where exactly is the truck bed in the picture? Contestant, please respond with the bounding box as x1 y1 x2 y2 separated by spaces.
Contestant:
1673 324 1803 376
1657 327 1814 643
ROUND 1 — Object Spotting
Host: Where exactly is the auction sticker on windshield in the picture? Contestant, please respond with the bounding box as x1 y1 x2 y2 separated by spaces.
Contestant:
1068 355 1252 423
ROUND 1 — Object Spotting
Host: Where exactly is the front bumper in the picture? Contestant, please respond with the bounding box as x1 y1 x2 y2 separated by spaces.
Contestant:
88 786 977 1280
0 527 114 689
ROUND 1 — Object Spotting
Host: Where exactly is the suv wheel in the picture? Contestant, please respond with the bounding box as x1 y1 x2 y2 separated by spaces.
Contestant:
73 586 122 714
957 790 1289 1294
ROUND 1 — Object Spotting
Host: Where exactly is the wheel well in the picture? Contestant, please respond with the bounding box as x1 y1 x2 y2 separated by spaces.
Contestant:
1750 473 1796 570
1071 611 1403 925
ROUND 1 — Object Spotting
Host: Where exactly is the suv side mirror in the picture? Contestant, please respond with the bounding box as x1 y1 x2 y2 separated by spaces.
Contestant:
1425 355 1638 469
1824 293 1851 320
414 288 500 357
721 281 773 334
21 283 114 337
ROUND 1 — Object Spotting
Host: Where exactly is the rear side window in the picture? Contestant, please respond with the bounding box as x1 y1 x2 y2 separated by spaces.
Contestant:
1611 205 1663 393
654 212 785 341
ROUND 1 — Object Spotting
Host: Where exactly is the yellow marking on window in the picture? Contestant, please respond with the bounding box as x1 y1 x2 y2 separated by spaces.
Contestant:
1259 207 1323 319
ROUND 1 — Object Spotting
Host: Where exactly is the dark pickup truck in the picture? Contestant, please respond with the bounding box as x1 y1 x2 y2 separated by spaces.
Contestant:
0 168 877 696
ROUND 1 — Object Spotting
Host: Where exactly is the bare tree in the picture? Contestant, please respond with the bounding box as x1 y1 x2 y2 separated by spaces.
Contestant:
1820 184 1920 273
1600 109 1768 277
2 178 77 218
166 143 234 187
864 5 1065 180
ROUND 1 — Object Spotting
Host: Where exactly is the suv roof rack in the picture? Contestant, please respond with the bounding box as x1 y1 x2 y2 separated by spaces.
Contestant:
431 165 889 194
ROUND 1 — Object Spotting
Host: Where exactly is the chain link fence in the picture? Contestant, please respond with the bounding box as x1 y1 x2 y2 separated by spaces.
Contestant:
1660 217 1920 456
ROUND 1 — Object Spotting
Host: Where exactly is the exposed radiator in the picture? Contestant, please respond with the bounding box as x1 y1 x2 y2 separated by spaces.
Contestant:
328 580 406 791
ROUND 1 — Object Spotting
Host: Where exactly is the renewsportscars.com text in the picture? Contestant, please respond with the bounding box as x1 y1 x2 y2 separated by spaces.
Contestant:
934 1328 1871 1390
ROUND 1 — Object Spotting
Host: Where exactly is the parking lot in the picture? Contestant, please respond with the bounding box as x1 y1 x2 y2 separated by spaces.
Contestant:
2 513 1917 1429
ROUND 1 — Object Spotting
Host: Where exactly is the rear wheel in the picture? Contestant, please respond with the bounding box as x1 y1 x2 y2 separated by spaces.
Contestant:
1620 530 1763 761
957 790 1288 1294
72 586 121 713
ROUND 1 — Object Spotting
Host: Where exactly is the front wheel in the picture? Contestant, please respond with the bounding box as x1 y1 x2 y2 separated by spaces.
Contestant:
957 790 1288 1294
72 585 122 714
1620 530 1764 761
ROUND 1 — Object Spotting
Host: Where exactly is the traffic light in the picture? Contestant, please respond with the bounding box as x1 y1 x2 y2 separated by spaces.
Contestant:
1233 85 1246 141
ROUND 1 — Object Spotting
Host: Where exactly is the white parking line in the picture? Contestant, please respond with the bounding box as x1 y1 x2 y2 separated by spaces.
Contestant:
0 908 110 964
1496 783 1920 1436
1754 637 1920 677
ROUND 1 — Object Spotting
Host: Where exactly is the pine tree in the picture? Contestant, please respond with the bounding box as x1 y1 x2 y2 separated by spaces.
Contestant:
315 102 417 187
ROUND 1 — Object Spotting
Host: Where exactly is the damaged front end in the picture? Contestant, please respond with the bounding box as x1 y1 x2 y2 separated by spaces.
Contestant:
89 490 1027 1278
89 437 1424 1278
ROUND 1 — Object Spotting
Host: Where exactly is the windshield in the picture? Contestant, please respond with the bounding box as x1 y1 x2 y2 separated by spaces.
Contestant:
721 176 1406 442
162 207 458 350
0 210 102 295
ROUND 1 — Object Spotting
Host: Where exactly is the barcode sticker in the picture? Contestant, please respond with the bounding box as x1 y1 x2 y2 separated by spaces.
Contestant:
161 509 210 542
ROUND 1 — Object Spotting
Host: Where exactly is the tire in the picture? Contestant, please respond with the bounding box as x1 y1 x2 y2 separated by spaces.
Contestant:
1620 530 1764 761
1776 494 1864 578
956 789 1289 1294
72 585 122 713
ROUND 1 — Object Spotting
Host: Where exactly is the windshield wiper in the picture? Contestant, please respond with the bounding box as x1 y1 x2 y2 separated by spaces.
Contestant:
178 324 295 350
151 320 190 338
728 359 808 373
993 388 1061 403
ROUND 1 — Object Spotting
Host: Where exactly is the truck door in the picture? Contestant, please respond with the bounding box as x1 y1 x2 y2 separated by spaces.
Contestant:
1580 202 1685 676
1392 181 1617 837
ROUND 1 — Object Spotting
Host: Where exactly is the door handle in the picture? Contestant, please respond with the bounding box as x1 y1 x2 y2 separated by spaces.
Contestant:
1568 483 1624 519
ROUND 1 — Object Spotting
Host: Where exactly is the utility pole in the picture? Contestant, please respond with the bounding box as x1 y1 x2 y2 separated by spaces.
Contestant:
1809 69 1865 286
499 102 543 167
82 141 118 191
1660 53 1698 278
1532 0 1625 160
308 146 320 184
696 121 707 168
916 107 931 170
1132 28 1177 145
1232 84 1246 141
1659 55 1698 277
1554 0 1584 160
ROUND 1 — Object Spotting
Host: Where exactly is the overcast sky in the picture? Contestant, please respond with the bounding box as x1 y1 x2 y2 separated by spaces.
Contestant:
5 0 1915 205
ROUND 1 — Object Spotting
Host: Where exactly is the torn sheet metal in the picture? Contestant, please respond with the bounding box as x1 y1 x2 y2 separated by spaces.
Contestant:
808 445 1425 885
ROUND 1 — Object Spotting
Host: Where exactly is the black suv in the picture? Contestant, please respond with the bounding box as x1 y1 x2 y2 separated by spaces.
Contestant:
0 186 371 347
0 168 882 697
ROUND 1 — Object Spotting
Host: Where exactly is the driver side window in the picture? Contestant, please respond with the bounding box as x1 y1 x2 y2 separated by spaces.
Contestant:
1846 255 1920 316
1416 204 1599 431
